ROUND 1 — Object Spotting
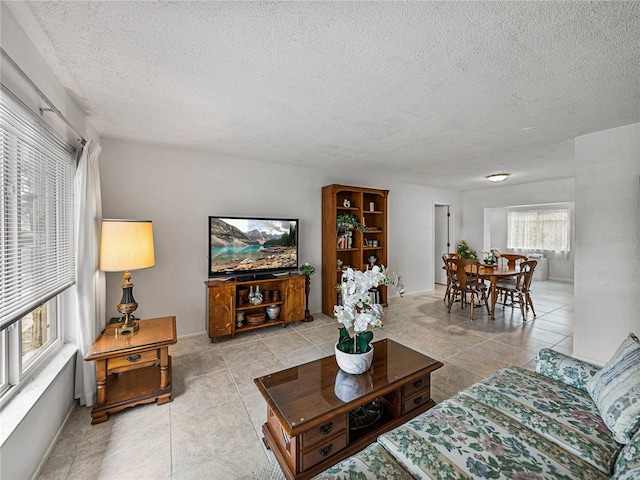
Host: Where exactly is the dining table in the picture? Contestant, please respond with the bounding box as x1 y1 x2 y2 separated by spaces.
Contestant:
443 263 521 320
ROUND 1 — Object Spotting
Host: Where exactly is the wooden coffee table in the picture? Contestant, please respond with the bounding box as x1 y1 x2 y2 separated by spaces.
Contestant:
254 338 444 480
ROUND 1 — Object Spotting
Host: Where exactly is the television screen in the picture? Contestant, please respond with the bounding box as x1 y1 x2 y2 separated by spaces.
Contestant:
208 216 298 278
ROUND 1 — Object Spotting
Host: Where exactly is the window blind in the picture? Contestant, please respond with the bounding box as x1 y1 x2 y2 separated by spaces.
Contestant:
1 86 76 329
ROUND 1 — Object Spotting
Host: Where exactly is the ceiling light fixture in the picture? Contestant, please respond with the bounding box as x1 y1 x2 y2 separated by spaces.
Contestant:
486 173 509 182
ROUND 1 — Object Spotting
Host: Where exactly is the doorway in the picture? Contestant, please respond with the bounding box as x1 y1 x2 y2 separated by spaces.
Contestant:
434 204 452 285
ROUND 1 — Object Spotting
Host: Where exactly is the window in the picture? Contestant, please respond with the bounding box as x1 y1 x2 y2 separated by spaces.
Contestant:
0 86 75 399
21 299 56 369
507 209 570 252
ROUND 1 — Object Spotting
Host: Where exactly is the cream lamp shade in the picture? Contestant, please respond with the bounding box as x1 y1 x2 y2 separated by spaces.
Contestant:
100 219 155 335
100 220 155 272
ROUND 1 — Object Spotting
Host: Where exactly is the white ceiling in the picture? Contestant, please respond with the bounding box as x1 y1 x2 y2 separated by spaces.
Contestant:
5 1 640 190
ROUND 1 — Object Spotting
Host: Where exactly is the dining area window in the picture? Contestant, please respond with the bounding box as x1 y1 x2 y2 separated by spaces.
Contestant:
507 209 570 252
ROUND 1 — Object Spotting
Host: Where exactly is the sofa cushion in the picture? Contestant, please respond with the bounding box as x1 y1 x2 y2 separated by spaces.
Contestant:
587 332 640 444
378 392 608 479
311 442 413 480
535 347 600 391
612 429 640 479
465 365 619 475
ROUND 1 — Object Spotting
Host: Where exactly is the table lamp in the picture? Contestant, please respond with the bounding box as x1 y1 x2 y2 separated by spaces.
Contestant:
100 219 155 335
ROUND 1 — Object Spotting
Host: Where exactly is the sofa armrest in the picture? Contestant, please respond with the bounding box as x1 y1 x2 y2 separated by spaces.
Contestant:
535 348 600 391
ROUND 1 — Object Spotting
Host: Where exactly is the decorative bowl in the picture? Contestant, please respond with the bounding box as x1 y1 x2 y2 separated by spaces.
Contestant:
246 313 266 325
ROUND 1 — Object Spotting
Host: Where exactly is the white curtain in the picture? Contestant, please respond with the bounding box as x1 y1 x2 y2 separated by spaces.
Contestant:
507 209 570 252
74 140 105 406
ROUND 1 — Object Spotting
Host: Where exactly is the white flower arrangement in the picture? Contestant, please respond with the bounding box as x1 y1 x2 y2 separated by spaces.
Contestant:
482 247 502 264
334 266 404 354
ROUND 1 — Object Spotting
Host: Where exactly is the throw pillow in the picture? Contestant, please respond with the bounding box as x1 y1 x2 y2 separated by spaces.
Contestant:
587 332 640 444
612 428 640 479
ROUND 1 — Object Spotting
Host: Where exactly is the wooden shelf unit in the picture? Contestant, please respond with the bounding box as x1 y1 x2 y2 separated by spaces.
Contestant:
321 184 389 317
205 274 305 340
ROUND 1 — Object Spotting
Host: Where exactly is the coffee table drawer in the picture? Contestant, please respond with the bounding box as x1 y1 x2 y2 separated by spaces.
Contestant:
402 374 430 398
107 350 159 373
299 414 347 449
402 387 431 414
300 432 348 471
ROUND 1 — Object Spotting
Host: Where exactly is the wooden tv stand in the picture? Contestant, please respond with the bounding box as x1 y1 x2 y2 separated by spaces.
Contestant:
205 273 305 340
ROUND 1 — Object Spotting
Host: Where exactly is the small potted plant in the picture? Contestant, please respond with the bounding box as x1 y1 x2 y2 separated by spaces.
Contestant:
457 240 478 260
333 266 404 374
299 262 315 322
299 262 315 276
336 213 367 233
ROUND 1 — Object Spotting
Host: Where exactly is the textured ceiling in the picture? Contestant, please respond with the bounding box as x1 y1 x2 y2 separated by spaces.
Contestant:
5 1 640 190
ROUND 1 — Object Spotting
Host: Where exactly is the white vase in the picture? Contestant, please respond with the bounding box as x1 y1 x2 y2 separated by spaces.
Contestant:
334 343 374 375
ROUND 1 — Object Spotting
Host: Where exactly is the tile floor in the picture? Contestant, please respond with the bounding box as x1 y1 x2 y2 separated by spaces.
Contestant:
38 280 574 480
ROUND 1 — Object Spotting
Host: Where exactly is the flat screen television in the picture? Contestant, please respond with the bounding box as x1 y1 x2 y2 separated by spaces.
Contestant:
208 216 299 279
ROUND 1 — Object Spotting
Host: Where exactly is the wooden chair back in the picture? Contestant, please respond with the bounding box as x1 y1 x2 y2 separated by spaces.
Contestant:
500 254 528 269
515 260 537 292
449 258 482 291
442 252 460 264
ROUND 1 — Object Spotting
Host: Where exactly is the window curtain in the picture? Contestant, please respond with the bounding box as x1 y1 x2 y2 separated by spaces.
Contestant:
507 209 570 252
74 140 104 406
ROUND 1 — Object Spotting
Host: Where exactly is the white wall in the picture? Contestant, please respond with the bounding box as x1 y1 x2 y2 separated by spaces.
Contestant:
574 123 640 365
388 184 463 293
99 138 463 337
462 178 576 281
0 348 76 480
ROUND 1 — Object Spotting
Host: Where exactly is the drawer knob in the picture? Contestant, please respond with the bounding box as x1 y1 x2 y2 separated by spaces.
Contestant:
413 379 423 388
319 422 333 435
319 444 333 457
126 354 142 362
413 396 423 405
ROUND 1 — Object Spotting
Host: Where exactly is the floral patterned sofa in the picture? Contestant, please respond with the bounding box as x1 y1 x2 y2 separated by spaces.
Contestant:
314 334 640 479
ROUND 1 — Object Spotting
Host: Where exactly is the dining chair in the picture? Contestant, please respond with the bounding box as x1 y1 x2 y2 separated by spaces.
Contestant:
445 258 490 321
495 254 528 302
442 253 460 303
499 254 528 269
496 259 537 319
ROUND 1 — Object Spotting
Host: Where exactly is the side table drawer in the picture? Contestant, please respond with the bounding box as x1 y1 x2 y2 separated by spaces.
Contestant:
402 374 430 398
107 350 159 373
300 432 348 472
299 414 347 449
402 387 431 414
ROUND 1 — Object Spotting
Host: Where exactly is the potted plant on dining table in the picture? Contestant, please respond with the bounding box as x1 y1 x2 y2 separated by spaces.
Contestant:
333 266 404 374
457 239 478 260
482 247 502 266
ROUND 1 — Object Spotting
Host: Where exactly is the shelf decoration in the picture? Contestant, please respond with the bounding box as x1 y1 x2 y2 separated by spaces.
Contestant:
336 213 367 233
299 262 316 322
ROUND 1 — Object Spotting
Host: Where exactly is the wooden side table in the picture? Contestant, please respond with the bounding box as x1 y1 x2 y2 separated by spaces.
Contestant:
85 316 177 424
